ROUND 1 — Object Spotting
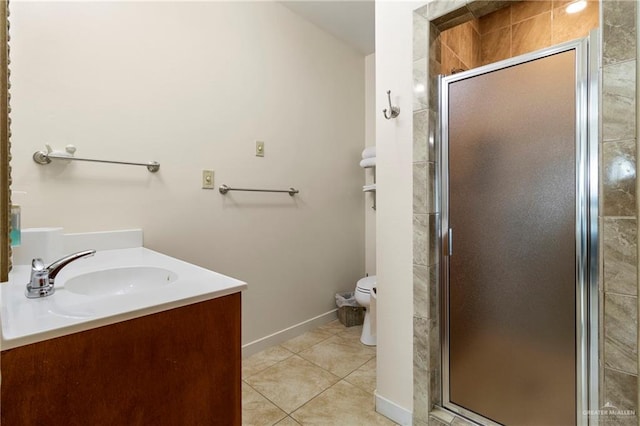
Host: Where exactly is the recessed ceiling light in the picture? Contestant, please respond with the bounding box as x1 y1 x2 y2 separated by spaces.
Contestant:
566 0 587 14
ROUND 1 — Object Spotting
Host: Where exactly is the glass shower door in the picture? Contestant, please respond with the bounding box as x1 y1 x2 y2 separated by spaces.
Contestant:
441 41 590 426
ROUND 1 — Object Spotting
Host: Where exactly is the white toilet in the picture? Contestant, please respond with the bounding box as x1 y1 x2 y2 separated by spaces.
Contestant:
354 275 376 346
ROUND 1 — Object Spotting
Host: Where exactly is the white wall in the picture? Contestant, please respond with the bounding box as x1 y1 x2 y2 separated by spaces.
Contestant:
375 0 426 422
10 1 366 347
365 53 376 276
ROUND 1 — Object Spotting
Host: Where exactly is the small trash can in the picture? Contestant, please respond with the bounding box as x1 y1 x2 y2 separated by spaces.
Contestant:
335 292 365 327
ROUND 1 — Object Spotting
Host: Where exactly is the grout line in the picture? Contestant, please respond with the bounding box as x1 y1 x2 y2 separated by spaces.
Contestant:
603 291 638 298
289 379 346 420
242 346 295 380
603 365 639 377
343 365 377 396
242 380 289 419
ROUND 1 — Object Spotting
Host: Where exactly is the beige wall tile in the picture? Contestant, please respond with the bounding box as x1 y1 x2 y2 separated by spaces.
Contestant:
604 218 638 296
431 23 442 66
511 1 552 23
468 17 480 33
414 265 429 319
414 58 428 110
414 214 429 266
602 61 637 142
511 12 552 57
456 21 476 67
414 162 428 214
444 24 461 57
479 6 511 35
442 43 464 75
480 27 511 65
603 139 637 217
471 29 482 69
414 13 430 62
413 316 430 424
413 110 429 163
602 0 637 65
429 318 441 406
468 1 512 19
605 336 638 375
603 368 638 419
552 1 599 44
604 294 638 375
427 0 468 22
428 214 439 266
552 0 576 8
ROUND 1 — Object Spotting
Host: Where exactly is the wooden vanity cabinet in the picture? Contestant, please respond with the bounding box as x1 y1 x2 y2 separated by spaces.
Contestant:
1 292 241 426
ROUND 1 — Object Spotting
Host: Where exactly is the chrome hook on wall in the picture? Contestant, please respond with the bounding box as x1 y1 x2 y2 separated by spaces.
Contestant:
382 90 400 120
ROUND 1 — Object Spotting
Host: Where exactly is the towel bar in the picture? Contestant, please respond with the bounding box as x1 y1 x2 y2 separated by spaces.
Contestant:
219 184 299 196
33 147 160 173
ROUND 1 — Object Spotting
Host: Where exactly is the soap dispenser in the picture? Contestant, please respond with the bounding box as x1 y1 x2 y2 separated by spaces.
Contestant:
10 205 20 247
10 191 26 247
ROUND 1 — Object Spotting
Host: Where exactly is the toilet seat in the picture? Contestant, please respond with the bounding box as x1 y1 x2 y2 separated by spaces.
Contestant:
356 276 375 294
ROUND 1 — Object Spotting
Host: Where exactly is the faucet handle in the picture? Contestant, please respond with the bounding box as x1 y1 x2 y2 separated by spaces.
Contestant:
26 258 51 298
31 258 45 272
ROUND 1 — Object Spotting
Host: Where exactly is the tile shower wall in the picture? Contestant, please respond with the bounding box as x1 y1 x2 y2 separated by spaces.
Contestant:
478 0 599 65
412 5 439 424
440 20 480 75
413 0 637 424
438 1 600 75
601 1 638 424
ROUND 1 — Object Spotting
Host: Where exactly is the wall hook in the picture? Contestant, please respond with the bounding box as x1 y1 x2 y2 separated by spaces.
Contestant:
383 90 400 120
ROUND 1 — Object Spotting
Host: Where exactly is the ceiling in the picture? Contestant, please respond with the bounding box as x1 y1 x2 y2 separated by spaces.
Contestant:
280 1 375 55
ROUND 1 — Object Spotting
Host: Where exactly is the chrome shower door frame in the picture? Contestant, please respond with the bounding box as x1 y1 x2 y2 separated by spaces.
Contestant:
438 33 599 426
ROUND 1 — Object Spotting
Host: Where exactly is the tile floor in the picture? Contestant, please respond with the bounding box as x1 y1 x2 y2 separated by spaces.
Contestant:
242 320 397 425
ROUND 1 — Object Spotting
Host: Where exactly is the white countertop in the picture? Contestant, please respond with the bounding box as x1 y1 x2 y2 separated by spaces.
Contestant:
1 247 247 350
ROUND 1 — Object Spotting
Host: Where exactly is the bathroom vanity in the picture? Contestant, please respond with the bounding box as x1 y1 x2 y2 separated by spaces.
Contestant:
0 234 246 425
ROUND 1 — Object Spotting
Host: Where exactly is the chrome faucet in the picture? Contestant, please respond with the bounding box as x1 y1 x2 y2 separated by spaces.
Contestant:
25 250 96 298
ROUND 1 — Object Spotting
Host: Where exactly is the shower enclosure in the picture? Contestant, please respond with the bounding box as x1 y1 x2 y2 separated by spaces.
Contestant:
439 35 598 425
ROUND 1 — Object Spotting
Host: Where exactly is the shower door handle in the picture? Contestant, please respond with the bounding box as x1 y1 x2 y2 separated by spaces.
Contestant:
448 228 453 256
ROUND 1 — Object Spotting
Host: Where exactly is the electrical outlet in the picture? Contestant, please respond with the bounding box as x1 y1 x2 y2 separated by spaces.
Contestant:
202 170 214 189
256 141 265 157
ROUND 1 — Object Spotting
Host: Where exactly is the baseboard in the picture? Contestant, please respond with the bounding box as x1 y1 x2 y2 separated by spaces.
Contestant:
242 309 338 358
375 391 413 426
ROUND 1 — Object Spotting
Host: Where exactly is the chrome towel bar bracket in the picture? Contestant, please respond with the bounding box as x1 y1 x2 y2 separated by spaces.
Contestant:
219 184 299 196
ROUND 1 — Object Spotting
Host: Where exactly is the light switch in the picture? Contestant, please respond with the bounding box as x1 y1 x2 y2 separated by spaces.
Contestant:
202 170 214 189
256 141 265 157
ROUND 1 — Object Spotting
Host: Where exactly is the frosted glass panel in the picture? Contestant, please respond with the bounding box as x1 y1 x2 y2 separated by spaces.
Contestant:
447 50 576 425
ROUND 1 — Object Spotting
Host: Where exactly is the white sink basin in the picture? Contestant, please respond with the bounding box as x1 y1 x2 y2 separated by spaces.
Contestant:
0 247 247 350
64 266 178 297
